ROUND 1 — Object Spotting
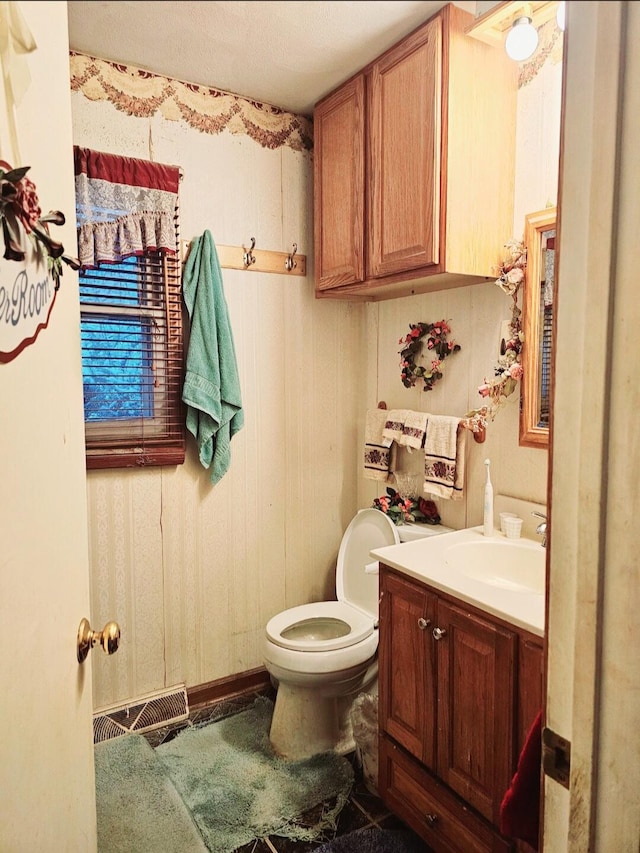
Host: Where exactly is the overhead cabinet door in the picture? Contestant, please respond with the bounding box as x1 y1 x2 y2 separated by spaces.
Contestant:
367 16 442 279
313 75 365 290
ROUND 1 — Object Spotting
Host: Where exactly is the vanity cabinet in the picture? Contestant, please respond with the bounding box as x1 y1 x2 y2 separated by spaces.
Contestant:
378 566 544 853
313 3 517 302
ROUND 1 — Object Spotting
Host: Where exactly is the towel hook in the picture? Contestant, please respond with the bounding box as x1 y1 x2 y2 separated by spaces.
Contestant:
243 237 256 268
284 242 298 272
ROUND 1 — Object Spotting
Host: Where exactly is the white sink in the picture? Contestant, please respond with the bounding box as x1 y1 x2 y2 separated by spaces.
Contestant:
444 539 545 595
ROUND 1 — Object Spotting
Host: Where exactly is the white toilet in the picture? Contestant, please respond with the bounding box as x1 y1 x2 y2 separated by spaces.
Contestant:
263 508 451 760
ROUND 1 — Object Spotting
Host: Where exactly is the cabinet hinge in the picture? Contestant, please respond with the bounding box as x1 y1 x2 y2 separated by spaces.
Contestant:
542 726 571 789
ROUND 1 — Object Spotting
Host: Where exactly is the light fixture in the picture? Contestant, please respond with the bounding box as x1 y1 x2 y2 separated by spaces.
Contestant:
556 1 566 32
505 14 539 61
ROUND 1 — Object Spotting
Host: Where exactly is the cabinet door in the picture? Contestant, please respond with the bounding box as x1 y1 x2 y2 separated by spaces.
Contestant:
368 16 442 279
379 569 437 766
435 600 516 824
313 76 365 290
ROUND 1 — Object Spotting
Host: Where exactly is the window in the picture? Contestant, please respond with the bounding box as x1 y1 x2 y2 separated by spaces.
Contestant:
74 147 185 469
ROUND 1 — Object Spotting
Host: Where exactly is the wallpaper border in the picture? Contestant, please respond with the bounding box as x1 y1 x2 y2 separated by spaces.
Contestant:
69 52 313 153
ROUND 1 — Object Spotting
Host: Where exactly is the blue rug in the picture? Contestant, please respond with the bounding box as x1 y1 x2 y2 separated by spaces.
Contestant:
94 732 207 853
95 696 354 853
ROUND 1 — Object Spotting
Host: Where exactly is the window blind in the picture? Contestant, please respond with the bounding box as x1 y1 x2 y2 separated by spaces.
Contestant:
74 147 185 469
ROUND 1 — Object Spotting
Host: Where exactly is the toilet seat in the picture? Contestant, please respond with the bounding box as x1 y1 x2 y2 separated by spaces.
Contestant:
265 601 375 652
265 509 399 653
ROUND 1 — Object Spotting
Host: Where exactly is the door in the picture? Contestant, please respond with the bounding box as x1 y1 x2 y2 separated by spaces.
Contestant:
546 2 640 850
0 3 97 851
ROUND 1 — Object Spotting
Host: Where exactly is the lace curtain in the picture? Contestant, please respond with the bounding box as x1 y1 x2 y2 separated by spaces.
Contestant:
73 146 181 269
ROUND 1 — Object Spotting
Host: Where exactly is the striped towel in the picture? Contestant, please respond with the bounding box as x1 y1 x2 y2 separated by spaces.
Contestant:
400 410 428 450
364 409 396 482
382 409 411 444
423 415 466 500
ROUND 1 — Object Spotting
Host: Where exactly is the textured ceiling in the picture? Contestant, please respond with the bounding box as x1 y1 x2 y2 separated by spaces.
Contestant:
67 1 477 116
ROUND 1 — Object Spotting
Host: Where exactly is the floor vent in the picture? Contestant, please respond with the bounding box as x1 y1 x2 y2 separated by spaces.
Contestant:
93 685 189 744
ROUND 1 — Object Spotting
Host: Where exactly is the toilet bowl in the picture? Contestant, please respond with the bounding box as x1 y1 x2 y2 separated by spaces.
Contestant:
263 508 452 760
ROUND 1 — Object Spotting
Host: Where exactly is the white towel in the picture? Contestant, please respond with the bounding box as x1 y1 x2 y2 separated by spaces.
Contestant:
423 415 466 500
382 409 412 444
400 410 428 450
364 409 396 482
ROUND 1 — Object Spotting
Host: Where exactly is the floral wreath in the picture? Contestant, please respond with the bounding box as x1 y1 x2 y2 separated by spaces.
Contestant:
463 239 526 434
399 320 461 392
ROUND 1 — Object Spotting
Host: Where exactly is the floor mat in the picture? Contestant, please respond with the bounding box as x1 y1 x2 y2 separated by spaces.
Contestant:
94 731 208 853
155 695 353 851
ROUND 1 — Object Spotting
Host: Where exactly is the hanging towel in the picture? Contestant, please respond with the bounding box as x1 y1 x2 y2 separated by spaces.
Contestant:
499 710 543 849
423 415 466 500
364 408 396 482
400 410 428 450
182 230 244 484
382 409 411 444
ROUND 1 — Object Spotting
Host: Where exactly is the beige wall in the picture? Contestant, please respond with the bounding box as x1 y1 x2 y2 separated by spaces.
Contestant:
72 61 366 709
72 24 562 711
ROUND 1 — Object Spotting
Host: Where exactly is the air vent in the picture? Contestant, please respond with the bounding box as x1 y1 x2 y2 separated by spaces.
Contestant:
93 685 189 744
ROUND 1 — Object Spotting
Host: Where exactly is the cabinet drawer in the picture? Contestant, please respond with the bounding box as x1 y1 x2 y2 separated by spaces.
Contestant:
380 735 512 853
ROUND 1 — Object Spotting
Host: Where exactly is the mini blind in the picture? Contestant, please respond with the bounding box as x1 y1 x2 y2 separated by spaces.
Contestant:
74 147 185 469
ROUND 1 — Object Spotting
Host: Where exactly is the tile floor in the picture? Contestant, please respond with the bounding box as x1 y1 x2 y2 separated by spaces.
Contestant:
141 688 428 853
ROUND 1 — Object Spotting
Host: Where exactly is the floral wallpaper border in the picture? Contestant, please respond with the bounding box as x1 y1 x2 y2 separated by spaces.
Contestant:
519 21 563 88
69 52 313 153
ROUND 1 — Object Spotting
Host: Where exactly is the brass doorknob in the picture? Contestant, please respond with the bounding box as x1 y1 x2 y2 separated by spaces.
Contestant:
77 618 121 663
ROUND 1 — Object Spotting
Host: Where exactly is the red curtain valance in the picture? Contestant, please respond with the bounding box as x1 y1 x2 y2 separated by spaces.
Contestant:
73 146 181 269
73 147 181 194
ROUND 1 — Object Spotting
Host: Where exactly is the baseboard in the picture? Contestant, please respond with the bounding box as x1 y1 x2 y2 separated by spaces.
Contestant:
187 666 272 709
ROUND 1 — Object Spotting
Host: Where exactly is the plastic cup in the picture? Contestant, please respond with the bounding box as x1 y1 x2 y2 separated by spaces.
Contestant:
500 512 518 534
503 516 523 539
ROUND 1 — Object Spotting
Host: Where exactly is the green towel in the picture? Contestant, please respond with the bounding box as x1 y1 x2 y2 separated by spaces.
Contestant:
182 230 244 483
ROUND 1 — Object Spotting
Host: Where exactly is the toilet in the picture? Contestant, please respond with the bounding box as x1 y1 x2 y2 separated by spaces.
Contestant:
262 508 452 760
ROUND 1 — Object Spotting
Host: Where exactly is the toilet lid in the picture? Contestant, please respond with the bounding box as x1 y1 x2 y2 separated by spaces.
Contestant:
336 508 400 618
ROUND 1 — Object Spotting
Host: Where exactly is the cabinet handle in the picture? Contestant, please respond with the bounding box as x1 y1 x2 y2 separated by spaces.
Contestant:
417 617 431 630
425 813 439 826
432 627 447 640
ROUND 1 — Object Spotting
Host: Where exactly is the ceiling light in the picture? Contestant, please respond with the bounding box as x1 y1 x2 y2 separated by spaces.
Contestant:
556 1 566 32
505 15 539 61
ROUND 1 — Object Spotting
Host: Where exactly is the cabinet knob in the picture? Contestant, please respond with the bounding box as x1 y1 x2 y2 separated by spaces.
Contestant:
425 813 439 826
417 617 431 630
432 626 447 641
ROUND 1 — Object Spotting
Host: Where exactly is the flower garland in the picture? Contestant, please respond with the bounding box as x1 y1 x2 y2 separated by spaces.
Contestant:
463 240 526 434
372 488 442 526
0 162 79 286
399 320 461 392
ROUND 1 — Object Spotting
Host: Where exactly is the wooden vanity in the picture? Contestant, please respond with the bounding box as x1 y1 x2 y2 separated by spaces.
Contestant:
373 532 544 853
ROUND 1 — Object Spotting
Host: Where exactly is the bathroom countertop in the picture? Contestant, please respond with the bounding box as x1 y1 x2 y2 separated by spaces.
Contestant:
370 525 545 638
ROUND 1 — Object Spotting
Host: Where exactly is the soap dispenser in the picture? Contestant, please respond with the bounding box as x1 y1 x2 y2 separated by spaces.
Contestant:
483 458 494 536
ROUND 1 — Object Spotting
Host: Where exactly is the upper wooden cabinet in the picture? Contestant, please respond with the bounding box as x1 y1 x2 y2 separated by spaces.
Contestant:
313 4 518 301
313 76 365 289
